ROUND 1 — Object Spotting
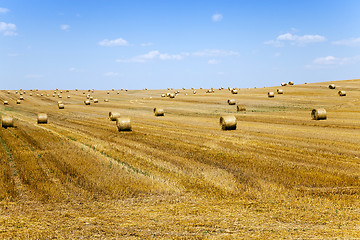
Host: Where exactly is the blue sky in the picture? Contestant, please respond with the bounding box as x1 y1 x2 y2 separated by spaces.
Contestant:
1 0 360 90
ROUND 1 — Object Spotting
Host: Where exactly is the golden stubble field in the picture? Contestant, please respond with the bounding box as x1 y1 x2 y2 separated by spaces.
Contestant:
0 79 360 239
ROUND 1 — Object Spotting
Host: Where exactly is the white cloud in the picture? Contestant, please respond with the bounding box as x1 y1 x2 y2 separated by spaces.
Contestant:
99 38 129 47
68 67 84 72
332 37 360 47
0 22 17 36
0 8 9 13
265 33 326 46
116 49 239 63
193 49 239 57
306 55 360 68
60 24 70 31
117 50 184 63
141 42 153 47
208 59 218 64
212 13 223 22
104 72 119 77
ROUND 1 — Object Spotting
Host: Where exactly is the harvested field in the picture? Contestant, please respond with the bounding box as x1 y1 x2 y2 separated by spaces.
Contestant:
0 79 360 238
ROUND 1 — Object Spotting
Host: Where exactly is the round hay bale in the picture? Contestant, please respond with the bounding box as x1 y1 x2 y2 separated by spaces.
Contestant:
268 92 275 98
117 91 120 94
37 113 48 124
58 95 62 98
16 100 21 104
58 103 64 109
104 99 109 102
30 93 33 96
89 96 94 100
154 108 164 116
237 105 246 112
227 99 236 105
193 90 197 94
52 94 55 97
231 89 238 94
7 91 10 94
169 93 175 98
277 89 283 94
329 84 336 89
220 115 237 130
1 116 14 128
288 81 294 85
19 96 24 100
93 99 98 103
281 82 287 86
338 90 346 96
84 100 90 105
4 101 9 105
60 90 63 93
109 112 121 121
311 108 327 120
116 117 131 131
40 93 44 96
57 101 63 104
112 89 115 91
67 96 71 99
20 92 23 95
161 94 166 97
107 91 110 94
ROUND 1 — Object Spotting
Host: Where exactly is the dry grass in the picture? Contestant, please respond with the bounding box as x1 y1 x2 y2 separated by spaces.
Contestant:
0 79 360 238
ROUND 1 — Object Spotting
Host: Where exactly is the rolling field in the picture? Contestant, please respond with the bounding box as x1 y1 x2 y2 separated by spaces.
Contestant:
0 80 360 239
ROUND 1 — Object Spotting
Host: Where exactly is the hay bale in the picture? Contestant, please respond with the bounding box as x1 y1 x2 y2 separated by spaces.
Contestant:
193 90 197 94
169 93 175 98
52 94 55 97
7 91 10 94
40 93 44 96
117 91 120 94
338 90 346 96
228 99 236 105
281 82 287 86
89 96 93 100
30 93 33 96
268 92 275 98
109 112 121 121
116 117 131 131
237 105 246 112
220 116 237 130
93 99 98 103
231 89 238 94
84 100 90 105
288 81 294 85
104 99 109 102
154 108 164 116
57 101 63 104
67 96 71 99
58 103 64 109
1 116 14 128
4 101 9 105
107 91 110 94
277 89 283 94
16 100 21 104
311 108 327 120
19 96 24 100
37 113 48 124
58 95 62 98
161 94 166 97
329 84 336 89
